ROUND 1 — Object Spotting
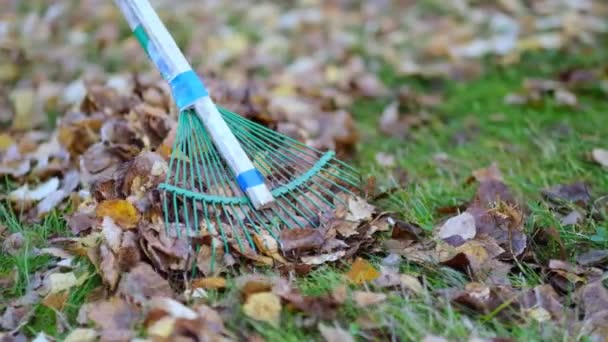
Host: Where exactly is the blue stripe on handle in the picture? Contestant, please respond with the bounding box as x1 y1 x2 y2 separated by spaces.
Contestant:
169 70 208 110
236 168 265 192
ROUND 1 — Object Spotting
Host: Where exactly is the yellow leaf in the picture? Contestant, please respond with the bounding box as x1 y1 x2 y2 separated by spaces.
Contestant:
0 134 14 151
42 291 68 310
48 271 88 294
253 231 286 263
0 63 19 82
96 199 139 229
10 88 38 130
242 292 281 327
192 277 227 289
346 257 380 285
64 329 97 342
147 316 176 338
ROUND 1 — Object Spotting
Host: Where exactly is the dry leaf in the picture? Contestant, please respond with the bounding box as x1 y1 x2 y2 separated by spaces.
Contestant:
95 199 139 229
63 329 97 342
9 178 59 203
117 262 173 304
438 212 476 243
46 271 87 294
318 323 354 342
346 196 375 221
472 163 504 182
88 296 138 333
592 148 608 168
192 277 227 290
243 292 282 327
301 250 346 265
353 291 387 307
346 257 380 285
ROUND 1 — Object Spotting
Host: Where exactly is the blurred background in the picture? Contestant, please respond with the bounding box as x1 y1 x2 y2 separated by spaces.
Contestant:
2 0 606 154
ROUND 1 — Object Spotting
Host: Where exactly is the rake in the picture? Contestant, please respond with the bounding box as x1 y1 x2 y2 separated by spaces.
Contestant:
114 0 362 256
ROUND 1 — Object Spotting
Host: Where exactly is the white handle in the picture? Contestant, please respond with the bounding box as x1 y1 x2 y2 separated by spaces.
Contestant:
114 0 275 209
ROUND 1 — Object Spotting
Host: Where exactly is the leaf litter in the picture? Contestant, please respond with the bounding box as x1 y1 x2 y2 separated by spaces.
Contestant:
1 0 608 340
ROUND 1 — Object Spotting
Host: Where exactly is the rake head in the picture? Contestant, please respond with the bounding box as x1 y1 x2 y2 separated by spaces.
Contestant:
158 107 362 255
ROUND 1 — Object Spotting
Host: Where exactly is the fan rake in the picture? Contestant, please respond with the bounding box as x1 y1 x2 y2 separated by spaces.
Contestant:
159 108 361 253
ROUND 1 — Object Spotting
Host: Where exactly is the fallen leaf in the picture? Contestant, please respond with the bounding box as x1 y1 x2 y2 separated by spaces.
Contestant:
10 88 42 131
9 178 59 202
117 262 173 304
472 163 504 182
46 272 87 294
346 196 375 221
148 297 198 320
243 292 281 327
301 250 346 265
2 233 25 256
274 280 341 320
353 291 387 307
88 297 139 336
192 277 227 290
438 212 477 243
42 291 68 310
592 148 608 168
519 285 567 322
542 182 592 207
318 323 354 342
577 250 608 267
100 243 120 290
101 216 122 253
63 329 97 342
346 257 380 285
96 199 139 229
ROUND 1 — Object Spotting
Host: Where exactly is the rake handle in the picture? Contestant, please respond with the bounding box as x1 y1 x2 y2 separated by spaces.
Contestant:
113 0 274 210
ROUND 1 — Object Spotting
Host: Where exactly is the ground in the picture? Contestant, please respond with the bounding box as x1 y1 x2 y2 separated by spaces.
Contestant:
1 1 608 341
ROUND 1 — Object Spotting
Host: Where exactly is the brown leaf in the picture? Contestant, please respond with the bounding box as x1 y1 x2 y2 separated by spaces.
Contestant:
346 257 380 285
42 291 68 311
576 278 608 339
472 163 504 183
577 250 608 267
196 241 226 276
390 219 423 241
373 266 423 294
192 277 227 290
95 199 139 229
542 182 592 207
446 283 515 315
88 297 139 332
353 291 387 307
318 323 354 342
97 244 120 291
519 285 567 323
345 196 375 221
117 262 173 304
279 227 325 253
243 292 282 327
2 232 25 256
466 201 526 258
235 274 278 300
274 285 341 320
117 231 141 271
120 151 167 197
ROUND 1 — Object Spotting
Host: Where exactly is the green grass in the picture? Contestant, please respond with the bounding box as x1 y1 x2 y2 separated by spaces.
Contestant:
1 46 607 340
239 49 608 341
